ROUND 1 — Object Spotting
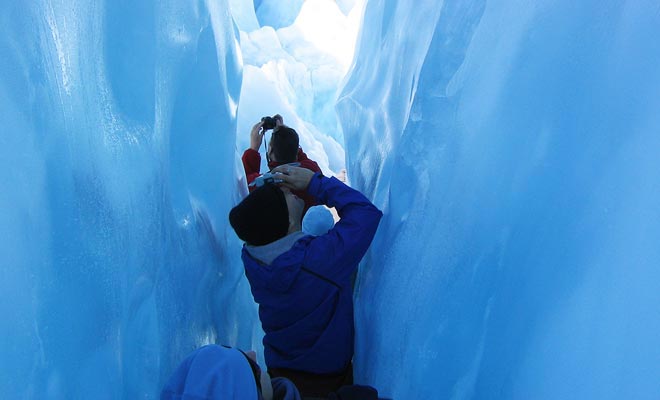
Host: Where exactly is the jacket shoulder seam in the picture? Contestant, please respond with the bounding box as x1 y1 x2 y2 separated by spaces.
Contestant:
300 266 340 289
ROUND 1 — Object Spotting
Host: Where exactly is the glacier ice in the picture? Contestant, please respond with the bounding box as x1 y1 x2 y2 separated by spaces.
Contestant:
1 0 260 398
234 0 363 176
339 0 660 399
254 0 304 30
2 0 660 399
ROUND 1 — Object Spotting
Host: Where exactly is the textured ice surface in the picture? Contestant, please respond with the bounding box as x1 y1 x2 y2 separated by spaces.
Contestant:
234 0 363 176
2 0 660 399
0 0 260 398
338 0 660 398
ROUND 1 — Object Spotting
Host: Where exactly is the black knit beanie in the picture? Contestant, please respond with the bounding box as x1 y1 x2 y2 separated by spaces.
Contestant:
229 183 289 246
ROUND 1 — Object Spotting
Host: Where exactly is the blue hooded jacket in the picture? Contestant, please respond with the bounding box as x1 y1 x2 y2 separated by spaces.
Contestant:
242 173 382 374
161 345 258 399
161 344 302 400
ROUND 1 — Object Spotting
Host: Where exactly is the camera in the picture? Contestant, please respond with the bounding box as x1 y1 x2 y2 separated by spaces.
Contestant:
261 116 277 130
249 171 283 188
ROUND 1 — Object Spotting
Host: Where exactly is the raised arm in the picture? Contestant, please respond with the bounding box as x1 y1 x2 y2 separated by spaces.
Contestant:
242 121 265 190
306 174 382 280
272 166 382 282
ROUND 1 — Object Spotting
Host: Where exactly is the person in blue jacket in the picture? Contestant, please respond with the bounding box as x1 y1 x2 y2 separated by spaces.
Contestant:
229 166 382 398
161 344 301 400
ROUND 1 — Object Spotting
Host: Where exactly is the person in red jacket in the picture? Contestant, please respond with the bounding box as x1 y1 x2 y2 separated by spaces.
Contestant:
242 115 322 214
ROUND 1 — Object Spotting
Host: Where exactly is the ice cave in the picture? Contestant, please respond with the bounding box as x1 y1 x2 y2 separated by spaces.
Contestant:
1 0 659 398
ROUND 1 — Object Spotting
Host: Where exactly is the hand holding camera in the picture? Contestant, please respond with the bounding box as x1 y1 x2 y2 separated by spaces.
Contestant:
270 165 314 191
249 162 302 188
250 114 283 151
249 121 265 151
261 114 283 130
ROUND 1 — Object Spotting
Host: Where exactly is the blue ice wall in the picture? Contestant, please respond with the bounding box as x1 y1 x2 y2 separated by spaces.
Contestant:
4 0 660 399
0 0 260 398
339 0 660 399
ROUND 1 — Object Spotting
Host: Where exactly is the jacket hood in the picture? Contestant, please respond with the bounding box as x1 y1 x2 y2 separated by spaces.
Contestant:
244 231 309 292
161 345 258 400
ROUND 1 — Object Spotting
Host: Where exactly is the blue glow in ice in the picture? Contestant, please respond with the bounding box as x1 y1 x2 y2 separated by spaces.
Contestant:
339 1 660 398
2 0 660 399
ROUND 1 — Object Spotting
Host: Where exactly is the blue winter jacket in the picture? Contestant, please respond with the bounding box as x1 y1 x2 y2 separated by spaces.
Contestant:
241 173 382 374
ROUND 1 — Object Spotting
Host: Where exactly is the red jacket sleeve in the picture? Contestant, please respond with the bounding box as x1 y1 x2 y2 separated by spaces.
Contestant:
242 149 262 191
297 147 322 173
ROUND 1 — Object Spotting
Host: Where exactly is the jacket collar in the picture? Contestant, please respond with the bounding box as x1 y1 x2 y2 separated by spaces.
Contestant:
245 231 306 265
